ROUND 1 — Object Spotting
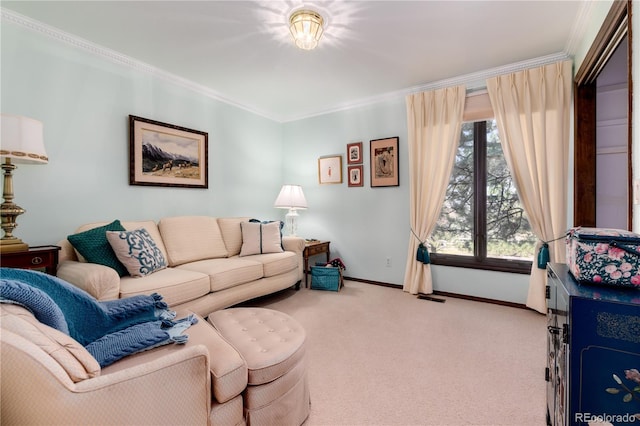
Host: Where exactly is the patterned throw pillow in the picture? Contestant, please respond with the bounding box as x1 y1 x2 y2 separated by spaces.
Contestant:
239 220 284 256
106 228 167 277
67 220 129 277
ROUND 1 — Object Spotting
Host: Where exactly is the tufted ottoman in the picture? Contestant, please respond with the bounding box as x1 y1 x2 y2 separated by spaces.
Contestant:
208 308 310 426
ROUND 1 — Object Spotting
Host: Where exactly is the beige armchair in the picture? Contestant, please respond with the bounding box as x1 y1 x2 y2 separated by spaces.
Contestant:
0 304 246 425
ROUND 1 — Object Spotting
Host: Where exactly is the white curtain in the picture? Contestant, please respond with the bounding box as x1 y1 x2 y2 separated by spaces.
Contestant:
403 86 466 295
486 60 572 313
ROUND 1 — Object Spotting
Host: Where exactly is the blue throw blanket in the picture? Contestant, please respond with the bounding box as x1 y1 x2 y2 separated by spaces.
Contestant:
0 268 197 367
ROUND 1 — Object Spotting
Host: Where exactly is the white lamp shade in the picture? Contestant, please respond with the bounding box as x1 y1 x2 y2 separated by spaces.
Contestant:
274 184 308 210
0 114 47 164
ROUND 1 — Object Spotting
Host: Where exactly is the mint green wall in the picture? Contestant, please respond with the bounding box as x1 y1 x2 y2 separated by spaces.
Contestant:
283 100 410 285
283 102 531 303
1 22 285 246
6 4 629 305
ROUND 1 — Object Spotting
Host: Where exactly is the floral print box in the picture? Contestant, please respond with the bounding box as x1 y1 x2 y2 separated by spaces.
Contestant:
566 227 640 289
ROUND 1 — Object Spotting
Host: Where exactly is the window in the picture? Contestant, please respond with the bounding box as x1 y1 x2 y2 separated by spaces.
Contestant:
430 119 536 274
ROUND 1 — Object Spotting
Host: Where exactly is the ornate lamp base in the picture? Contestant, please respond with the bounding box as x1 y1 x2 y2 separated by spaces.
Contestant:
285 209 300 237
0 238 28 253
1 159 29 253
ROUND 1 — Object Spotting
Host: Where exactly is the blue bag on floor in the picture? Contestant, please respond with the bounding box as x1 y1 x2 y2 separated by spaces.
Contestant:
311 266 343 291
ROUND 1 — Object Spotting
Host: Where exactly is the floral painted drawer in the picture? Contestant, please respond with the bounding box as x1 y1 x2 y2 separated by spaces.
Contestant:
566 227 640 289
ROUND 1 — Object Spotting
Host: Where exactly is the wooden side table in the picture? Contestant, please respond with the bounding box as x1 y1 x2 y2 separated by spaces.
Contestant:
303 240 330 288
1 245 61 276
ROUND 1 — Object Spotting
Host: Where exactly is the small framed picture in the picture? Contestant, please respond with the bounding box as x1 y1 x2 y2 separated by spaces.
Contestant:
348 165 364 187
370 136 399 187
318 155 343 184
129 115 208 188
347 142 363 164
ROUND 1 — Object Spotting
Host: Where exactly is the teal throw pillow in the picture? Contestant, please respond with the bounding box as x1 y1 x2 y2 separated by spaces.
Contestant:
106 228 167 277
67 220 129 277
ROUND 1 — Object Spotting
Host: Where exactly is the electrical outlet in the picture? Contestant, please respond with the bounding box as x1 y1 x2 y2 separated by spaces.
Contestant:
386 257 392 267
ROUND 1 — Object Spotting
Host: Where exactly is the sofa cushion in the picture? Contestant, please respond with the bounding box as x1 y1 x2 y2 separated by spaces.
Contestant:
239 221 284 257
119 268 210 306
102 311 248 405
67 220 129 277
250 251 299 278
218 217 251 256
0 304 101 382
177 257 264 292
159 216 229 266
106 228 167 277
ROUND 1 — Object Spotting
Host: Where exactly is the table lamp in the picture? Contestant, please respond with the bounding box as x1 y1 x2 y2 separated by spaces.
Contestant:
274 184 307 236
0 114 47 253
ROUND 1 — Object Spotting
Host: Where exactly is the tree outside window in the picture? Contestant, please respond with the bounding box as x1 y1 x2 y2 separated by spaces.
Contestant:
430 120 536 274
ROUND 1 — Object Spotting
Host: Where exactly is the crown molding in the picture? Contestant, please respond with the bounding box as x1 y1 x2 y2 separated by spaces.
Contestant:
1 8 280 122
283 52 572 122
3 7 574 124
564 0 595 57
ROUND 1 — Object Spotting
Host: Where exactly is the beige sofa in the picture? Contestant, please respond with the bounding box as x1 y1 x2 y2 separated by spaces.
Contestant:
1 302 310 425
56 216 304 317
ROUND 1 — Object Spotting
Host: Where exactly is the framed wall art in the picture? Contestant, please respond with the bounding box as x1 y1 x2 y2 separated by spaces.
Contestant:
370 136 399 187
129 115 208 188
318 155 343 184
348 165 364 187
347 141 363 164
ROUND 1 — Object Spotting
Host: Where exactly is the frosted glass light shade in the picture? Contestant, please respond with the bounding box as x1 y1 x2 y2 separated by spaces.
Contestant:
288 9 324 50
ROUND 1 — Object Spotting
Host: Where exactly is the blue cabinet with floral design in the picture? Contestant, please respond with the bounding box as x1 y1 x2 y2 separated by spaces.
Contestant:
546 263 640 426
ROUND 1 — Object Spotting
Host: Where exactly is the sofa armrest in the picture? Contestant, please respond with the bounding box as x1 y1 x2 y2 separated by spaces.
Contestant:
74 345 211 425
282 236 305 254
282 236 305 282
57 238 78 262
57 260 120 301
1 330 211 426
104 311 248 405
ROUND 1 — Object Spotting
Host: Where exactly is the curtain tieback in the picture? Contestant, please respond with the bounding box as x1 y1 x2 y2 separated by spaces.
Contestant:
411 228 430 265
537 232 570 269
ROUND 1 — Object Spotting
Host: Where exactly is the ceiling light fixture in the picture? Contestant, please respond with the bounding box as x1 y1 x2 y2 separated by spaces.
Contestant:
288 9 324 50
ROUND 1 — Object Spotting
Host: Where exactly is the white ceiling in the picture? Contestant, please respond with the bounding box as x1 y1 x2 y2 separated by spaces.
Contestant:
2 1 589 122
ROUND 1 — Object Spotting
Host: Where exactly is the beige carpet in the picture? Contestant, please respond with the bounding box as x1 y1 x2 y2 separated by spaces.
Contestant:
243 280 547 426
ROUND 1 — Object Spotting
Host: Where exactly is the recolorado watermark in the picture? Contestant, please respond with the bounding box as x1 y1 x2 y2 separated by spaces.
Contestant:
575 412 637 423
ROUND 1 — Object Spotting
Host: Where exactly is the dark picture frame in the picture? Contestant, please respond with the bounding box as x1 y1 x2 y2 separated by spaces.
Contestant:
129 115 208 188
370 137 399 187
348 165 364 187
347 141 363 164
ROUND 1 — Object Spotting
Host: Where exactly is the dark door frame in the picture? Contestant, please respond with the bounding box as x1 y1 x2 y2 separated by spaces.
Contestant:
573 0 632 229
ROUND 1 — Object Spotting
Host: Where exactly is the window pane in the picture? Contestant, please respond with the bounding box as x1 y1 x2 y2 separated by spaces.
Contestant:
431 120 536 263
431 122 474 256
485 120 536 260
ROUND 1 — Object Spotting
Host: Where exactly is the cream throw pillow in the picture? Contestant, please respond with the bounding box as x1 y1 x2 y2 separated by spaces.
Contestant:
239 221 284 256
